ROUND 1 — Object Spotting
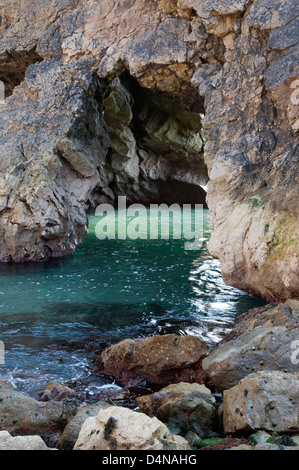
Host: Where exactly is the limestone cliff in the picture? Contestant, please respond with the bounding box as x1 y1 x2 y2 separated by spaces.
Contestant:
0 0 298 302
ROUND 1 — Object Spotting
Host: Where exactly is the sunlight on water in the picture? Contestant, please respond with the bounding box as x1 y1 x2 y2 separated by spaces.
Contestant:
0 209 266 397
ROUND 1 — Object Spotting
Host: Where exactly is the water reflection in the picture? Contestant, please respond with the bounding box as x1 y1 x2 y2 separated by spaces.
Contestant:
0 209 266 397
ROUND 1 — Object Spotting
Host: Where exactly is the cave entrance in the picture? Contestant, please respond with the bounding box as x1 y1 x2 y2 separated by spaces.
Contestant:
95 73 208 208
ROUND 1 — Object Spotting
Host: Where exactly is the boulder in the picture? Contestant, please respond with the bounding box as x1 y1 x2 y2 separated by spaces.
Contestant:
136 382 216 437
223 371 299 434
73 406 191 450
248 431 272 446
0 431 52 451
222 303 299 344
0 379 77 445
58 401 109 450
38 381 80 402
202 326 299 389
95 334 209 386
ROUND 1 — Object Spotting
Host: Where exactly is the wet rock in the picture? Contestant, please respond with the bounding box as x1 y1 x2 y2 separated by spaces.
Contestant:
95 334 209 387
136 382 216 438
73 406 191 450
39 381 80 402
202 326 299 389
223 371 299 434
0 431 53 451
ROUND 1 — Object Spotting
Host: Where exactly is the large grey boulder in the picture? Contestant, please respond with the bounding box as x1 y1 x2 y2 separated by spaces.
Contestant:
202 326 299 389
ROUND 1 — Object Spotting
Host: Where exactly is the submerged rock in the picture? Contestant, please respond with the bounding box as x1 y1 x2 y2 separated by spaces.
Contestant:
39 381 80 403
136 382 216 438
95 334 209 387
73 406 191 450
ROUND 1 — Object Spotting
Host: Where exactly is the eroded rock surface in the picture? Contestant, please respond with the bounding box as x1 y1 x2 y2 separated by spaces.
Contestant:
0 378 77 445
0 431 52 451
73 406 191 450
202 326 299 389
0 0 298 300
223 371 299 434
136 382 216 437
95 333 208 386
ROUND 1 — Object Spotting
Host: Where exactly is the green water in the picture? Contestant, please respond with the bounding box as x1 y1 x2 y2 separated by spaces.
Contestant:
0 209 265 398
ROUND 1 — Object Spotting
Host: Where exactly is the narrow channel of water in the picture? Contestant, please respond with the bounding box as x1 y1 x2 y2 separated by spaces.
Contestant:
0 209 266 399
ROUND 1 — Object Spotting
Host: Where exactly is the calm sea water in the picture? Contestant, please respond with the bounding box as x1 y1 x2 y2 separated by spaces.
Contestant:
0 209 265 398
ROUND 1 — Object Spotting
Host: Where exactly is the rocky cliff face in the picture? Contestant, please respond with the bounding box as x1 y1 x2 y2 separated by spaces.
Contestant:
0 0 298 301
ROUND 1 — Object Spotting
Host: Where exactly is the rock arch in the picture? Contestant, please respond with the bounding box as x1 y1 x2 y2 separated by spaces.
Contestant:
0 0 298 302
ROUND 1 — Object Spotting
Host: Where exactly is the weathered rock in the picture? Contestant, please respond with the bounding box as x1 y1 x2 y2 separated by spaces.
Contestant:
202 326 299 389
248 431 272 446
195 0 299 303
230 444 253 450
101 76 208 206
253 443 283 451
0 379 77 445
95 334 209 386
0 59 110 262
0 430 52 451
0 0 297 303
136 382 216 437
39 381 78 402
73 406 191 450
58 401 109 450
222 303 299 344
223 371 299 434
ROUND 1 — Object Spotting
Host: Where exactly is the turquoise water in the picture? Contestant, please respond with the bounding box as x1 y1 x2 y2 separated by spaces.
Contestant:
0 209 265 398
